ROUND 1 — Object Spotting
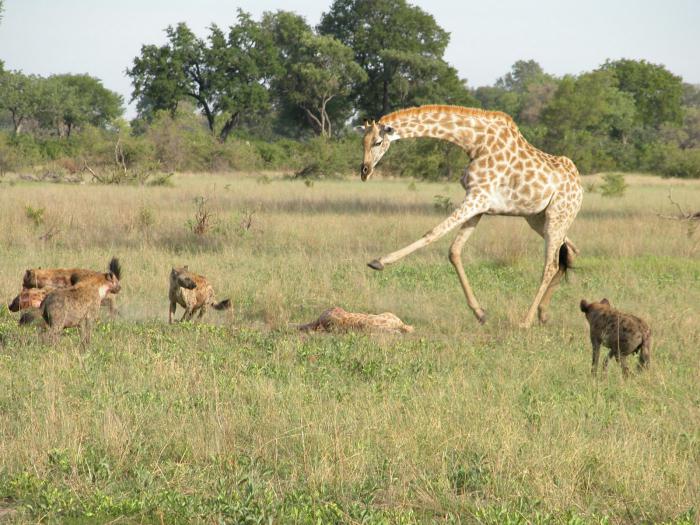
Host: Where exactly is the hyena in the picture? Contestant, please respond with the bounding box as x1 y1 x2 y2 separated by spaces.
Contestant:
299 306 414 334
169 266 231 323
40 271 121 344
580 298 652 377
8 287 49 312
20 257 122 315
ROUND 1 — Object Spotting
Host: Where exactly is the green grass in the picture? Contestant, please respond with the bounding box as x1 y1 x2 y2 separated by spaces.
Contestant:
0 172 698 523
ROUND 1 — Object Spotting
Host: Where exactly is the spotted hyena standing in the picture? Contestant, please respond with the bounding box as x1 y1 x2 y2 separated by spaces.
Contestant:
580 298 652 377
168 266 231 323
299 306 414 334
17 257 122 316
41 271 122 344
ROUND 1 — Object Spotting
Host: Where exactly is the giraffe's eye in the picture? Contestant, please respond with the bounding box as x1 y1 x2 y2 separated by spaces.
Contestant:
373 140 383 147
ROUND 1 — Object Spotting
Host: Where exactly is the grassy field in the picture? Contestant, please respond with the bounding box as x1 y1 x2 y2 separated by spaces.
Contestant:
0 172 698 524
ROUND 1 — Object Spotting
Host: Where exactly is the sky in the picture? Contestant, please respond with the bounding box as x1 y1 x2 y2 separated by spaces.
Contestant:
1 0 698 119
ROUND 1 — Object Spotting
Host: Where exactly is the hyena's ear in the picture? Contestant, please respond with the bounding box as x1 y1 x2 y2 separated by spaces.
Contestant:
70 273 81 286
184 265 189 271
579 299 589 313
601 298 610 305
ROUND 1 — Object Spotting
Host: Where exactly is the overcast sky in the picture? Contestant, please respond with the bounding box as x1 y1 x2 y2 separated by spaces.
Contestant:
1 0 698 118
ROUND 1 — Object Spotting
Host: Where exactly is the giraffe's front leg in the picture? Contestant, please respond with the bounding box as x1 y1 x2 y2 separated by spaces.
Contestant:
368 196 488 270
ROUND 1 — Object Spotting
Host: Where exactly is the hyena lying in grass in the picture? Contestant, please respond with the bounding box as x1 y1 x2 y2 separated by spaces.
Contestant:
40 271 121 344
16 257 122 316
580 298 652 377
169 266 231 323
299 307 414 334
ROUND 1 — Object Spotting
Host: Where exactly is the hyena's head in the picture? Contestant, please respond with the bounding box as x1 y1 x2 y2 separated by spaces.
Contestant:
580 298 611 315
104 272 121 294
71 271 121 297
15 288 50 310
171 266 197 290
10 288 49 312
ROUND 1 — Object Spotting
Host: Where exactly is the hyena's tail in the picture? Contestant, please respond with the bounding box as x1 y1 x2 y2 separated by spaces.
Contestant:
108 257 122 280
212 299 231 311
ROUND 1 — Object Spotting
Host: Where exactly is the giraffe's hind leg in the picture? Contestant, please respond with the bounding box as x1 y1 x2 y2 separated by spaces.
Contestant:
525 214 579 324
449 215 486 323
521 199 578 328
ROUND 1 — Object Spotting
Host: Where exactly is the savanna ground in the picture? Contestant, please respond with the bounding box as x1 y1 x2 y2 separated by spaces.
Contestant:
0 171 698 524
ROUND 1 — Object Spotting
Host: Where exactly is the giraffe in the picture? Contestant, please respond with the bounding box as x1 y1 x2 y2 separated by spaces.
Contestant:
357 105 583 328
298 307 414 334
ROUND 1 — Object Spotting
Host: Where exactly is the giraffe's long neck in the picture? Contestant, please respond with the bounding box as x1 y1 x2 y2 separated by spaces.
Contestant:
380 109 516 159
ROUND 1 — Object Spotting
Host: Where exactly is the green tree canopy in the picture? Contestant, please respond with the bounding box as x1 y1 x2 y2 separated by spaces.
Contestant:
541 70 636 171
476 60 558 126
0 71 41 134
264 11 366 137
128 12 278 142
318 0 472 118
601 59 683 129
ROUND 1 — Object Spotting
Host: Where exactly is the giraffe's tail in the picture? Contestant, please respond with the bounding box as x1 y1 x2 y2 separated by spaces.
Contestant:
558 242 575 278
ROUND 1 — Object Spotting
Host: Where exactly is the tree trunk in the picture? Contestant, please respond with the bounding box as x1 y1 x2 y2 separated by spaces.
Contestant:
218 112 239 143
303 108 324 137
11 112 23 134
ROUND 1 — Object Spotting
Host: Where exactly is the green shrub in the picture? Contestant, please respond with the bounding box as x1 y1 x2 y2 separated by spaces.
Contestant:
599 172 628 197
660 145 700 178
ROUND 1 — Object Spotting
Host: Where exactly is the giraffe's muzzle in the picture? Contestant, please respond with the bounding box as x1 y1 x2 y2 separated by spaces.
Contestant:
361 163 372 181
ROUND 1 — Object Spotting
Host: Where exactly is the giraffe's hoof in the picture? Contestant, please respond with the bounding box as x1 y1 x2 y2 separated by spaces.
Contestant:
367 260 384 271
477 311 487 325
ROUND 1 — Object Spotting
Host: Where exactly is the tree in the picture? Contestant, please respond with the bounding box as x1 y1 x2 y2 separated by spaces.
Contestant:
319 0 471 117
476 60 558 126
0 71 41 134
128 12 278 142
541 70 636 171
51 75 123 136
264 11 365 137
601 59 683 129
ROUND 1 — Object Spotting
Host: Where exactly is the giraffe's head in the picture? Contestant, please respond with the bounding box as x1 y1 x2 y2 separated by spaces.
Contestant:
357 120 398 181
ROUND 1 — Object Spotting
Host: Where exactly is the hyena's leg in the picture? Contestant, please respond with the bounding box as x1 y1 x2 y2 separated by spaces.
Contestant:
602 349 615 376
169 302 177 324
591 338 601 377
638 335 652 370
197 305 207 320
180 308 193 322
104 294 118 318
80 317 93 346
619 354 630 378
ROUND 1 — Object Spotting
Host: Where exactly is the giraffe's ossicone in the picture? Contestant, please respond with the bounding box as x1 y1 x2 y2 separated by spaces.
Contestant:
357 105 583 328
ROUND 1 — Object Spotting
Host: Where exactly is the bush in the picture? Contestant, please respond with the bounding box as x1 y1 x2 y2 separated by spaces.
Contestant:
660 145 700 178
295 136 356 178
599 172 628 197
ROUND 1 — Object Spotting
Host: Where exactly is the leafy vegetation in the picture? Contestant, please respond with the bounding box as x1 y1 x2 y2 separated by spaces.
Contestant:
1 1 700 179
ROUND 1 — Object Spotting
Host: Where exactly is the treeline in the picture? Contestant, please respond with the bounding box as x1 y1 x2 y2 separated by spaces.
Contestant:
1 0 699 178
